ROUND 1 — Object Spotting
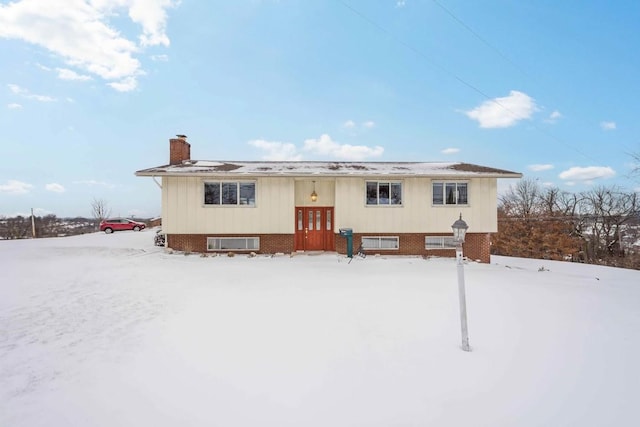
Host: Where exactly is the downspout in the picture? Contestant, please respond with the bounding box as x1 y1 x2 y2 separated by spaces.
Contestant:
152 176 162 189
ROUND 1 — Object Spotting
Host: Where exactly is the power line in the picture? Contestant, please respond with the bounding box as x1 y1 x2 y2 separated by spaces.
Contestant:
430 0 532 79
428 0 638 158
335 0 602 164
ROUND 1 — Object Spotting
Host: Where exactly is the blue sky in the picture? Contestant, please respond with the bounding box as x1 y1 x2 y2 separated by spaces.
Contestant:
1 0 638 218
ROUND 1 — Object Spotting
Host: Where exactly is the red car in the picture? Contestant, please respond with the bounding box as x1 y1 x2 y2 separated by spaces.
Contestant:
100 218 146 234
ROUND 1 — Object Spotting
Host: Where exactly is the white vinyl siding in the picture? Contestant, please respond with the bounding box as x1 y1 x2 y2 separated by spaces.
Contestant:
161 176 498 235
162 177 293 234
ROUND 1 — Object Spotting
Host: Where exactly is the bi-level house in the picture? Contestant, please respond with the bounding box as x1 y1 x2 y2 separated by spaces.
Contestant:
135 136 521 262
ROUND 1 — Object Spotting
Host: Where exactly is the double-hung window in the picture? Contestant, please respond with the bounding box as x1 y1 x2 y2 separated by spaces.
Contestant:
204 182 256 206
366 181 402 205
432 182 468 205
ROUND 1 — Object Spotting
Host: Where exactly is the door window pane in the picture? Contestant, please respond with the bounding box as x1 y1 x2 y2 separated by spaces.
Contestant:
316 210 321 230
298 210 303 230
326 210 332 230
308 210 313 230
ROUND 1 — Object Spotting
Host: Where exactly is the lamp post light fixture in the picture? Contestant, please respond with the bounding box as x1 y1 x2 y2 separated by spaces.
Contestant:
451 213 471 352
310 181 318 202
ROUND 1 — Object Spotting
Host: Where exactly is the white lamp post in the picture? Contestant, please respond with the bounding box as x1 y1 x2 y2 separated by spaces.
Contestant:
452 213 471 352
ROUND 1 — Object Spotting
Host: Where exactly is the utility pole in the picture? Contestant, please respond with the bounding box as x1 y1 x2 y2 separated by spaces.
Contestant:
31 208 36 238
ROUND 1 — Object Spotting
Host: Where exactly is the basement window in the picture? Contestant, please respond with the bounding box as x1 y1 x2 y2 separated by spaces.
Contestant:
425 236 457 249
361 236 399 250
207 237 260 251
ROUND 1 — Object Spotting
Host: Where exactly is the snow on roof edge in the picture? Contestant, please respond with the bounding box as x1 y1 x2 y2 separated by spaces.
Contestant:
134 160 522 178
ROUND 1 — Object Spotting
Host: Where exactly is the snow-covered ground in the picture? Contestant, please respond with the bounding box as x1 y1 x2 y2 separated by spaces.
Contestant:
2 230 639 426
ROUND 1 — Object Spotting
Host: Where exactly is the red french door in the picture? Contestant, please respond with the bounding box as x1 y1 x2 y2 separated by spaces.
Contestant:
294 207 335 251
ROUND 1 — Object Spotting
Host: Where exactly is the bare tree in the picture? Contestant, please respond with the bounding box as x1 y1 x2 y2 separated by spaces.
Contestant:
630 151 640 179
499 178 541 218
579 186 639 262
494 180 583 260
1 216 30 239
91 198 112 222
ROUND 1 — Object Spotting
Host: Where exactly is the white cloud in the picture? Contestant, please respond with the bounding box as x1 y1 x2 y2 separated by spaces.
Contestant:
600 121 616 131
0 179 33 194
465 90 537 128
545 110 562 123
57 68 91 81
343 120 356 129
30 93 56 102
441 148 460 155
342 119 376 131
0 0 178 92
528 164 554 172
559 166 616 182
7 103 22 109
107 76 138 92
248 139 302 161
7 83 55 101
45 183 66 193
151 54 168 62
303 134 384 160
8 83 25 94
73 179 115 189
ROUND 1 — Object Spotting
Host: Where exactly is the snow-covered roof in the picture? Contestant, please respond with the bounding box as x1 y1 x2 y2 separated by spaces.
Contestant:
135 160 522 178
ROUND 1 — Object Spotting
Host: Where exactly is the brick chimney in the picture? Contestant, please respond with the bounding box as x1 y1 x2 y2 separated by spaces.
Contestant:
170 134 191 165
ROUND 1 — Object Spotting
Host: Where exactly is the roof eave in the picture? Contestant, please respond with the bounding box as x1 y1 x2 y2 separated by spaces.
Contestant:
135 170 524 179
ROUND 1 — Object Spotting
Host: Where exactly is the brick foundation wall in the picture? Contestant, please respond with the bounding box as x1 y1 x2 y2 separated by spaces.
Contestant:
167 234 294 254
167 232 492 262
335 232 491 263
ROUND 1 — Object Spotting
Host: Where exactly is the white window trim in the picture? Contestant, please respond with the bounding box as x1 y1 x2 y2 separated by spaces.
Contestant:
431 181 469 207
203 181 257 207
365 181 403 207
361 236 400 250
207 237 260 251
425 236 457 250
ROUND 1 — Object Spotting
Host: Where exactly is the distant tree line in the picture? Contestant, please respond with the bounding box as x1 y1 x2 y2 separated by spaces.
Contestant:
0 215 100 239
492 179 640 270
